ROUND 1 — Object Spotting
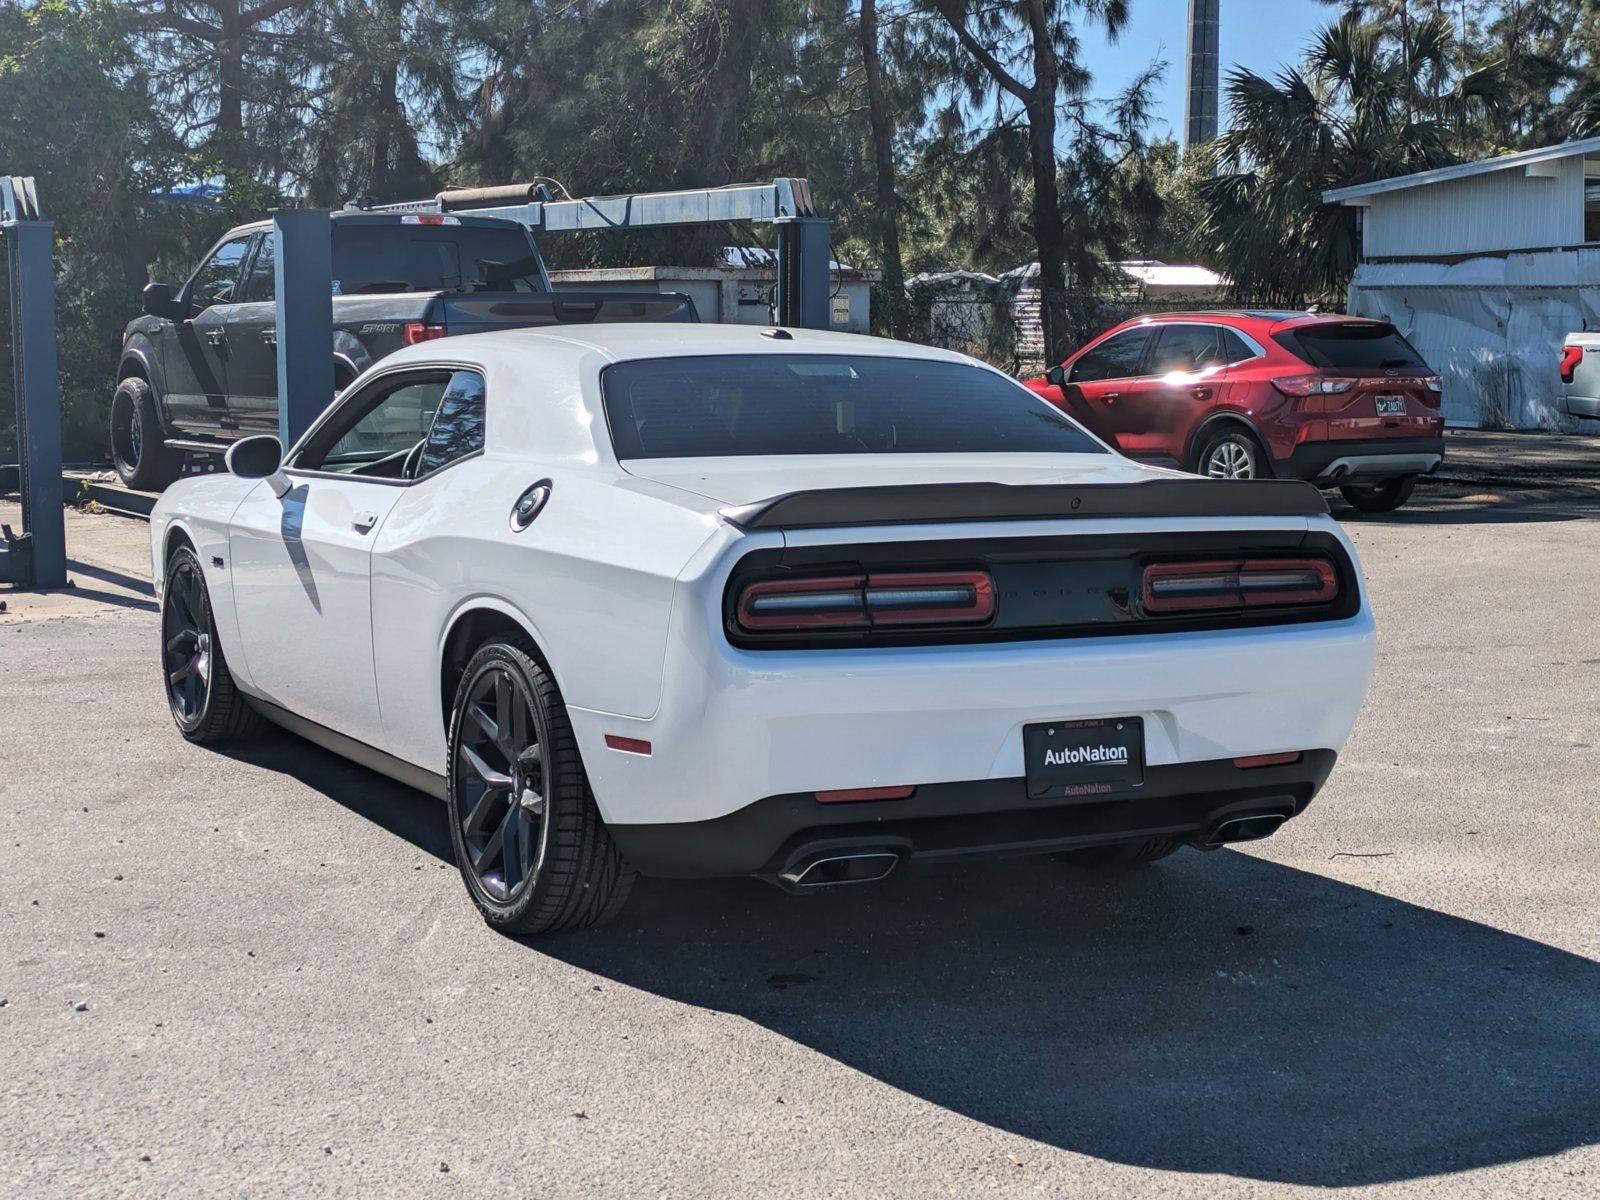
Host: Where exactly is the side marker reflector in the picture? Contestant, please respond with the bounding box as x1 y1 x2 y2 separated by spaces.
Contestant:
1233 752 1302 769
604 735 652 756
815 785 916 804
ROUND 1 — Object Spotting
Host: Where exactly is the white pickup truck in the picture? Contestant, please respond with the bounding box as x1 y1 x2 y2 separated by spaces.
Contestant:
1560 332 1600 420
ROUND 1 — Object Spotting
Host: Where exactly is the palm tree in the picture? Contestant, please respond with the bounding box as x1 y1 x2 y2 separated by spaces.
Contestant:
1196 10 1500 303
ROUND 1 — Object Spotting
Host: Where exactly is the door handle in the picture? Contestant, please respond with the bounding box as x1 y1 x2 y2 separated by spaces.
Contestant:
260 328 277 344
1102 392 1120 404
352 510 379 533
204 328 226 347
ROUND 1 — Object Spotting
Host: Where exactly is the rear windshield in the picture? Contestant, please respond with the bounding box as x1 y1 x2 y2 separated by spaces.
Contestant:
1276 323 1429 370
601 354 1106 460
331 224 539 295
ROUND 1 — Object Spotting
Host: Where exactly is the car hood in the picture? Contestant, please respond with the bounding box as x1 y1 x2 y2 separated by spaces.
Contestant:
619 452 1169 507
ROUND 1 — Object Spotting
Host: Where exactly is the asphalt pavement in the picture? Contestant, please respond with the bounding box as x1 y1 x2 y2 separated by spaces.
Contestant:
2 483 1597 1198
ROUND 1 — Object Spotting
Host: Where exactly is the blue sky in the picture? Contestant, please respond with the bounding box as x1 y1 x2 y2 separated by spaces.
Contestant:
1078 0 1333 140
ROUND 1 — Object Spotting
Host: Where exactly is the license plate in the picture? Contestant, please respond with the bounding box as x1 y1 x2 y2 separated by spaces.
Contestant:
1023 717 1145 800
1375 394 1406 415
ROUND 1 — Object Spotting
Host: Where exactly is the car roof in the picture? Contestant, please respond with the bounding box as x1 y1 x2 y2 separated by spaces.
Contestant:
388 322 980 367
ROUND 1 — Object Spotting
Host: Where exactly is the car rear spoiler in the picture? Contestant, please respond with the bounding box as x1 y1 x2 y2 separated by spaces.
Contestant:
719 478 1330 531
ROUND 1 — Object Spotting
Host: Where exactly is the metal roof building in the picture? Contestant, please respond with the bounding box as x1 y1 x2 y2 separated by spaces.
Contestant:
1325 139 1600 430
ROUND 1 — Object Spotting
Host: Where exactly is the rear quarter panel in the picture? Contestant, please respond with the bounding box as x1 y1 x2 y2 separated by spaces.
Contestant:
369 456 723 772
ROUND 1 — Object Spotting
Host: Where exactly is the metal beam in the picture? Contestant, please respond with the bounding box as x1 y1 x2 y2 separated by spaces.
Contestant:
273 210 334 448
774 217 831 330
426 178 819 232
3 187 67 588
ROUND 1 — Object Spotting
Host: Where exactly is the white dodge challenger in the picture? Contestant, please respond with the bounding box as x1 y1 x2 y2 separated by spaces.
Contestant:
150 324 1375 934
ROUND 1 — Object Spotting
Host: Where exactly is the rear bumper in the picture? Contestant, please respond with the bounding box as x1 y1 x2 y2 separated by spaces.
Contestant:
1283 437 1445 484
608 751 1336 879
1564 394 1600 420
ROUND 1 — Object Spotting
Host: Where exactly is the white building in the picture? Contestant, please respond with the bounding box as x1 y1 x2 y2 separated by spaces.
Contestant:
1325 138 1600 430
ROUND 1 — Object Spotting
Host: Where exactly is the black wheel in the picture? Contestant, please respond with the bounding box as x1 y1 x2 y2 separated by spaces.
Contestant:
1195 428 1271 480
110 378 181 491
447 639 634 935
1061 838 1182 869
161 546 262 744
1339 475 1417 513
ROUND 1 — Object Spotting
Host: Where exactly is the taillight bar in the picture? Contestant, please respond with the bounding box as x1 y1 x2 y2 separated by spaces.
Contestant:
1271 374 1356 398
1142 558 1338 614
1561 344 1584 384
736 570 994 633
403 322 447 345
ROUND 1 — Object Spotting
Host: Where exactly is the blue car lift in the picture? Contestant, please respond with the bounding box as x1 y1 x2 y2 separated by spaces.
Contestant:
272 177 833 447
1 176 66 589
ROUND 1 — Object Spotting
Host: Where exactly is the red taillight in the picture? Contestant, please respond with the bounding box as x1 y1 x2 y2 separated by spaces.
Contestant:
1561 344 1584 384
403 322 447 345
1271 374 1357 399
815 785 916 804
735 570 995 633
1142 558 1338 614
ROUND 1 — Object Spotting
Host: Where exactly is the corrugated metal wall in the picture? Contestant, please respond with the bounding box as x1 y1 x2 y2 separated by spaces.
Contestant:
1363 159 1585 258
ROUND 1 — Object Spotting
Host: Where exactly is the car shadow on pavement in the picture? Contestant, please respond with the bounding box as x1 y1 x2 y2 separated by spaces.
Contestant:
536 851 1599 1189
1339 485 1600 526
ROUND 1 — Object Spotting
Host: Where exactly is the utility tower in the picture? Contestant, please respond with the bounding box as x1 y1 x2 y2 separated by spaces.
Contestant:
1185 0 1221 147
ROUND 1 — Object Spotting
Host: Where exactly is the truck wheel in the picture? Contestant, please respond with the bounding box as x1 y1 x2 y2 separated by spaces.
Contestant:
110 378 181 491
1340 476 1417 513
446 638 635 935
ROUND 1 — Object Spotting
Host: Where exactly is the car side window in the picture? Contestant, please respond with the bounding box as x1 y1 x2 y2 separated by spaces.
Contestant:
187 236 251 311
1149 325 1223 374
1069 328 1154 383
1219 328 1257 364
296 372 450 474
415 370 487 477
242 233 276 303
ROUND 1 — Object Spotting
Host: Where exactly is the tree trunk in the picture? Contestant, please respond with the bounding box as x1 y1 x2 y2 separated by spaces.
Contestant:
215 1 247 172
1023 0 1069 365
860 0 907 338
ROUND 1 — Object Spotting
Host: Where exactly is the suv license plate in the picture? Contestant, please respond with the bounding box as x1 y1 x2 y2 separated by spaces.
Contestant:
1375 394 1406 415
1023 718 1145 800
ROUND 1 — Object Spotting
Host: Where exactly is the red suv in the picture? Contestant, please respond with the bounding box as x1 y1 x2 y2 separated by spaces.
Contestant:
1027 310 1446 512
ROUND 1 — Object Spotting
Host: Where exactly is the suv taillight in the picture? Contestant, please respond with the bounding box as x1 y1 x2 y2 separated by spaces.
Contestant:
403 322 447 345
1142 558 1338 615
736 571 994 633
1271 374 1357 398
1561 345 1584 384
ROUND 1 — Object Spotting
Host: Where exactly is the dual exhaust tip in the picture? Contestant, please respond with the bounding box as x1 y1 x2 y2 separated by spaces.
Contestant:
779 851 900 889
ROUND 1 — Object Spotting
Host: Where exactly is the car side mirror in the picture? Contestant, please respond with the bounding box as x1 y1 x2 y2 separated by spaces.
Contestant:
225 435 291 498
1045 364 1067 388
142 282 181 320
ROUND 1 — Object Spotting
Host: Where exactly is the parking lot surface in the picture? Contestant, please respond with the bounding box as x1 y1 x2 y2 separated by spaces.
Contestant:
3 481 1598 1198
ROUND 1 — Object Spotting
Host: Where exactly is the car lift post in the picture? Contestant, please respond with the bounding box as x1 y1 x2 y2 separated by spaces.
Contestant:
273 209 334 447
1 176 67 589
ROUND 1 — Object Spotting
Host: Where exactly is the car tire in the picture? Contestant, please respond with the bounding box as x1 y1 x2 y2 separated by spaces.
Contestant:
446 638 635 935
110 378 181 491
162 545 263 744
1061 837 1182 868
1194 427 1271 480
1339 475 1417 513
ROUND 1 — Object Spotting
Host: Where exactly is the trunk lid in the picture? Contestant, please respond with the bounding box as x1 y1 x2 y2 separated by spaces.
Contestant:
1274 320 1442 442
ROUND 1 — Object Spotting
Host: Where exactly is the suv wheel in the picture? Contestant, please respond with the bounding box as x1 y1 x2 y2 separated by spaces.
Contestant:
446 637 635 935
1196 428 1269 480
110 378 181 491
1340 475 1417 513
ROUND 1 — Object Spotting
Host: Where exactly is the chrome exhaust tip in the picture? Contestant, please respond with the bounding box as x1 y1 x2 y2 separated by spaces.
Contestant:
1206 813 1287 847
779 852 900 889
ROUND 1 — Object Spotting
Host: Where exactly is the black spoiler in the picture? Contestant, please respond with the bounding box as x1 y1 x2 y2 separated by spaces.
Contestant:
719 478 1329 531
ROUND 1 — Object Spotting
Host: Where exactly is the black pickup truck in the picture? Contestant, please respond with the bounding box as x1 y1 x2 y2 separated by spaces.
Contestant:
111 211 695 488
